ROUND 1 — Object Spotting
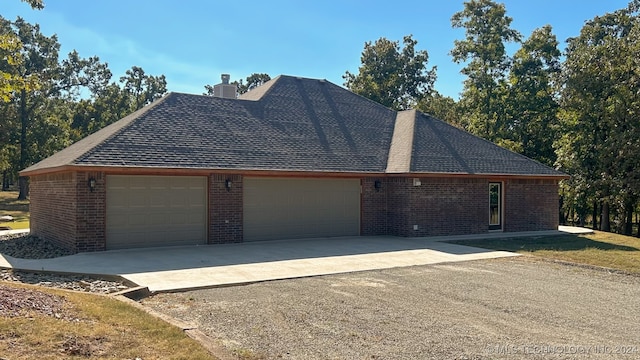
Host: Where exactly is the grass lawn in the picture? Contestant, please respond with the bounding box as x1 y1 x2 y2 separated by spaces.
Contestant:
454 231 640 274
0 191 29 230
0 282 217 359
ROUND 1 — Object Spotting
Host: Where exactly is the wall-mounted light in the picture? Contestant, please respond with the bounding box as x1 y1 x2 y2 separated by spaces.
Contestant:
88 177 96 192
225 179 232 191
374 179 382 192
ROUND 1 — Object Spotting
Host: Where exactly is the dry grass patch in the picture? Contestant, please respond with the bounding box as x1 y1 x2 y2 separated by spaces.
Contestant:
0 191 29 230
453 231 640 274
0 282 217 359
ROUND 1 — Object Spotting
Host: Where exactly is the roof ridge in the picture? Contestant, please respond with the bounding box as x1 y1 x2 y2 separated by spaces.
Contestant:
386 109 416 173
237 75 282 101
20 94 174 175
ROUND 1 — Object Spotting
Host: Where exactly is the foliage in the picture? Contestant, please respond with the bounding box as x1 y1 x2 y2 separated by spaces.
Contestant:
344 35 436 111
0 14 166 199
504 25 561 166
556 2 640 234
450 0 521 141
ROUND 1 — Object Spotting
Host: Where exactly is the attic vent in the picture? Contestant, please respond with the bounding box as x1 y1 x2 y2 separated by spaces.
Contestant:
213 74 237 99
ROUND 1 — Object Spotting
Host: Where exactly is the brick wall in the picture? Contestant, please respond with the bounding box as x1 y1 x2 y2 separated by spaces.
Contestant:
361 178 387 235
387 178 412 236
29 172 77 251
504 179 559 232
75 171 106 251
29 171 560 252
388 177 488 237
29 171 106 252
209 174 243 244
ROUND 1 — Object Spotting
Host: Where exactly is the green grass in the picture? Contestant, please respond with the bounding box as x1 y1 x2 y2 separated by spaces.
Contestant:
0 191 29 230
454 231 640 274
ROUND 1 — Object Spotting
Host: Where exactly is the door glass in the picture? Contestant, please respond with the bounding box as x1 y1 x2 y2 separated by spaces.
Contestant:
489 183 501 229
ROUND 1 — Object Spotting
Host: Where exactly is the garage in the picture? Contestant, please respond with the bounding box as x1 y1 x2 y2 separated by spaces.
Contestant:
106 175 207 250
243 177 361 241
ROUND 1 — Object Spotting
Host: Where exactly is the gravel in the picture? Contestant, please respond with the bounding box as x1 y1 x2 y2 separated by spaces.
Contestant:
143 257 640 360
0 233 130 294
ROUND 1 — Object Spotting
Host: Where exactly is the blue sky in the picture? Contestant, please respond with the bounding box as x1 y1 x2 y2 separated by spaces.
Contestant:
3 0 631 99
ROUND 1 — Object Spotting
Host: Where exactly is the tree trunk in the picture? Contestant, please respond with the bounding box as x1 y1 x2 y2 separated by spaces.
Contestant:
17 89 28 200
636 211 639 238
1 171 7 191
592 200 599 230
624 200 634 235
600 200 610 232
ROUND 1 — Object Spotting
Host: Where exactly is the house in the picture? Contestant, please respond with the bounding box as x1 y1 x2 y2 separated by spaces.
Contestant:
20 75 566 252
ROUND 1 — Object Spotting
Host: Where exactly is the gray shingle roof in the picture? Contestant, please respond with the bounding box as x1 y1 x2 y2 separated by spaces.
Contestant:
21 75 565 177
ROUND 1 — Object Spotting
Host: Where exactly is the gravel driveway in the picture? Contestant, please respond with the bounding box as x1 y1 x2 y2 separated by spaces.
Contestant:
143 257 640 359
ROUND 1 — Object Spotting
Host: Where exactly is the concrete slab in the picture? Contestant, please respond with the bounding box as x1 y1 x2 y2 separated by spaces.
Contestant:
0 228 588 292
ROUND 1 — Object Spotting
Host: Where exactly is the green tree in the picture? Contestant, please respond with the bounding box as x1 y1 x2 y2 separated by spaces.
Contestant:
450 0 521 141
2 17 111 199
120 66 166 111
0 0 43 101
70 67 167 140
416 92 461 127
505 25 561 166
557 2 640 233
343 35 436 111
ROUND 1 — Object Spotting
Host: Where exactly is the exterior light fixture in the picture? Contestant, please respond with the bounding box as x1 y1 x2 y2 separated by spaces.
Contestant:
225 179 232 191
374 179 382 191
88 177 96 192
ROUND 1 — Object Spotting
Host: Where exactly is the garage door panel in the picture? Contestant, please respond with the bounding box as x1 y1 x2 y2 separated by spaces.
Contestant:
243 177 360 241
106 175 207 250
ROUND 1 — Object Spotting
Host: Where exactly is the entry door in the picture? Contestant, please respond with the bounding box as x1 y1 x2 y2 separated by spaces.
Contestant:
489 182 502 230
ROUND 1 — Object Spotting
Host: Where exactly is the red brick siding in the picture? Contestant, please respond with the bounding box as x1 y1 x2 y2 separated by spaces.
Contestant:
75 171 106 251
29 171 106 252
29 172 77 251
209 174 243 244
504 179 559 232
387 178 412 236
361 178 387 235
393 177 487 237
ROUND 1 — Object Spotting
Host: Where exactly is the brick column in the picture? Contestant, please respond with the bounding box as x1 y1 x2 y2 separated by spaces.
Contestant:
209 174 243 243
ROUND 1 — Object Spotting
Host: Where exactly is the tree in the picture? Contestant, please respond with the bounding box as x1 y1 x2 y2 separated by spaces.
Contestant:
343 35 436 111
70 67 167 140
120 66 166 111
557 2 640 233
416 92 462 127
21 0 43 9
2 17 112 199
450 0 521 141
203 73 271 96
504 25 561 166
0 0 43 101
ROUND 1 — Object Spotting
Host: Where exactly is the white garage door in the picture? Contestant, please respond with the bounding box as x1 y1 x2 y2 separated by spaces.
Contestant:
243 177 361 241
106 175 207 250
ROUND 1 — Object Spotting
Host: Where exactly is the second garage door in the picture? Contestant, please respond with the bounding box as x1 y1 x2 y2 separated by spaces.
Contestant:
243 177 361 241
106 175 207 250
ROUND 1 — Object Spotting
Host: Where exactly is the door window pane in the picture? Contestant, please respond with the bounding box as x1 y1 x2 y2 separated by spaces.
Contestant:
489 183 501 228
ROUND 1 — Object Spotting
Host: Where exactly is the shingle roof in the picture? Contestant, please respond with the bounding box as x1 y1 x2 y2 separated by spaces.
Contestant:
21 75 565 177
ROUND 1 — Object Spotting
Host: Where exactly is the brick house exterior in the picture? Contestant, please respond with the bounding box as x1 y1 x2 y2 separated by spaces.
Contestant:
22 75 566 252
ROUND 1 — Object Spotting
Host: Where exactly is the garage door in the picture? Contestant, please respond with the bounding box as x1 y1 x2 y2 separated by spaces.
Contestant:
106 175 207 250
243 177 360 241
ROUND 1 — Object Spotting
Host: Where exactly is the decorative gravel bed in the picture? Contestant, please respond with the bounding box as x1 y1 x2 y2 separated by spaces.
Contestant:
0 233 130 294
